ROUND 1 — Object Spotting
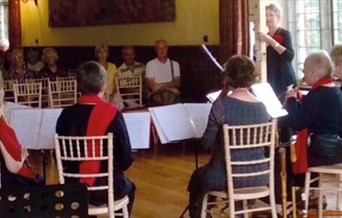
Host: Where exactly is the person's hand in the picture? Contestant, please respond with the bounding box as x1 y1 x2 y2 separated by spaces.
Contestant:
285 86 297 100
256 32 273 44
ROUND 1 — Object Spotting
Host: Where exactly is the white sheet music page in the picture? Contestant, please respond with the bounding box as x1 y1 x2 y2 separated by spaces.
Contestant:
251 82 288 118
183 103 212 138
10 108 41 149
123 112 150 149
149 104 197 144
38 109 63 149
3 102 31 123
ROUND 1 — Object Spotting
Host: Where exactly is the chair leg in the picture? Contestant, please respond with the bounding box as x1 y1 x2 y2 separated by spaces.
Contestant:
292 186 297 218
337 174 342 210
318 174 323 218
304 171 311 218
242 200 248 218
122 205 129 218
201 193 209 218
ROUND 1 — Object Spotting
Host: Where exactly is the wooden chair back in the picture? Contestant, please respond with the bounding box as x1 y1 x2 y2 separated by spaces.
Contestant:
3 79 17 102
13 82 42 108
116 75 143 108
48 79 77 108
54 133 129 218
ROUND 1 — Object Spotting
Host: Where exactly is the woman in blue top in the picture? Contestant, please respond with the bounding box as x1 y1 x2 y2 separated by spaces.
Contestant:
187 55 270 218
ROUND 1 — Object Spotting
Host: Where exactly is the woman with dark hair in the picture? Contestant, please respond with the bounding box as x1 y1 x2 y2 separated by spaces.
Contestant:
187 55 270 218
56 61 135 214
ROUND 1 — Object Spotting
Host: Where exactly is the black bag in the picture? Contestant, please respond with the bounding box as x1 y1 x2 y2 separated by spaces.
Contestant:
310 134 342 158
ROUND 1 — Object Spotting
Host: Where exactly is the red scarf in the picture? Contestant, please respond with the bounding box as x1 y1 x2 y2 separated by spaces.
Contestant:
292 77 333 174
78 95 117 186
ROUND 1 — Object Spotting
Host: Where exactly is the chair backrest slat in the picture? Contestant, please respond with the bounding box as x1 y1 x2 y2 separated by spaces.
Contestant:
116 75 143 107
223 119 277 193
13 82 42 108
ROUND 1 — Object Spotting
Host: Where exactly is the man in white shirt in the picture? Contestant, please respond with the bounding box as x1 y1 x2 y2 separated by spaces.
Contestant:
146 39 181 105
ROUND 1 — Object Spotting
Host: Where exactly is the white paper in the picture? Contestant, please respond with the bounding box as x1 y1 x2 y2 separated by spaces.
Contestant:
123 112 150 149
149 103 212 144
251 82 288 118
38 109 63 149
183 103 212 137
10 108 62 150
206 90 232 103
3 101 31 123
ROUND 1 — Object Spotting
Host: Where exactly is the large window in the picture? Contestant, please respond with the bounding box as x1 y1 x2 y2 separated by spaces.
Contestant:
289 0 341 79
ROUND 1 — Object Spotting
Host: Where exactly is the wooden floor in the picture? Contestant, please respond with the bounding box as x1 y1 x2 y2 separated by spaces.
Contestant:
29 142 211 218
28 142 342 218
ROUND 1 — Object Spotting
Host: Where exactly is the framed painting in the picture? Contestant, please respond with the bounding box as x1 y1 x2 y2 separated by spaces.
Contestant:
49 0 176 27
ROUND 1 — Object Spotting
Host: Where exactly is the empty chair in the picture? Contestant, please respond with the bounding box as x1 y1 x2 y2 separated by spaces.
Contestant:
26 78 50 107
48 79 77 108
13 82 42 108
201 119 277 218
54 133 129 218
3 79 17 102
116 75 143 108
303 164 342 218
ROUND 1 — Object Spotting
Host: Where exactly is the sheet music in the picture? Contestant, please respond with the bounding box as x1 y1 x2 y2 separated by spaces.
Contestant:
149 104 197 144
183 103 212 138
10 109 41 149
10 108 62 150
123 112 150 149
38 109 63 149
251 82 288 118
3 102 31 123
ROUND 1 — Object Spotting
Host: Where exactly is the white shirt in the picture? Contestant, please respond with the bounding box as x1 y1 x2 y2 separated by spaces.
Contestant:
146 58 180 84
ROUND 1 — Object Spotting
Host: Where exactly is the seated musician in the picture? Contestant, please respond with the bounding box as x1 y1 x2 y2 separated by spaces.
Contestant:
146 39 181 106
285 50 342 205
56 61 136 214
187 55 270 218
0 88 43 187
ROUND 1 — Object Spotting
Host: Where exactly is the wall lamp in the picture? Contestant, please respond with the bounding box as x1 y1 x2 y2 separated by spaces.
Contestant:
21 0 38 6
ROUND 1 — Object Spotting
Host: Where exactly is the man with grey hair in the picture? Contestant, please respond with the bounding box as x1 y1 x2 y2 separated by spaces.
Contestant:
56 61 136 214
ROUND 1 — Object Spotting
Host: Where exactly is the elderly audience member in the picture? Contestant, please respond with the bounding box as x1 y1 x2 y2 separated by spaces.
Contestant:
146 39 181 106
118 46 145 77
26 48 44 76
39 47 66 81
8 48 34 83
56 61 135 214
187 55 270 218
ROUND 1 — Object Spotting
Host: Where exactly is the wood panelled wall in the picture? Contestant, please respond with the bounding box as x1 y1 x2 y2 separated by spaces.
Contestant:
23 45 223 103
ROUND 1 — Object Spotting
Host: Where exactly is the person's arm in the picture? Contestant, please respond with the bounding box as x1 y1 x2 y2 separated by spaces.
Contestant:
285 94 313 131
110 112 133 171
201 99 223 149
